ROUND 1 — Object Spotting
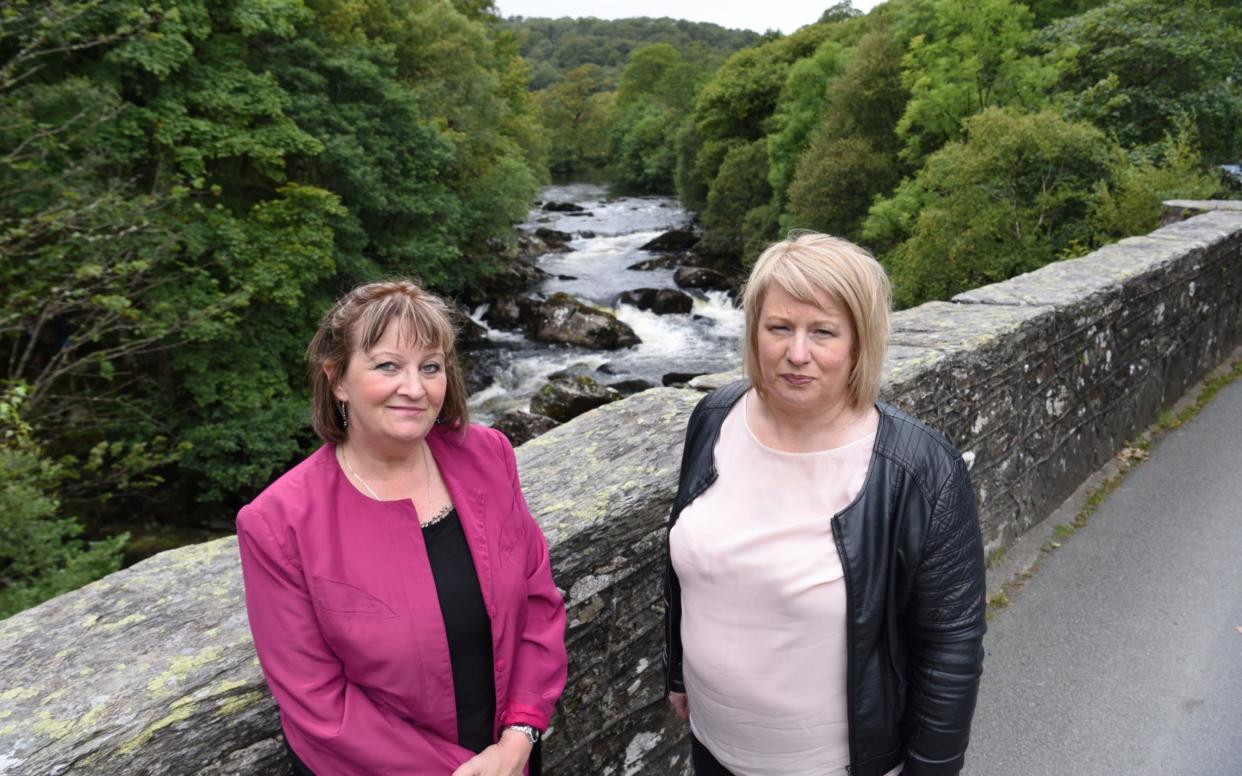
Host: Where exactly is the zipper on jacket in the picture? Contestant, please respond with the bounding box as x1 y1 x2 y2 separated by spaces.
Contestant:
832 514 858 776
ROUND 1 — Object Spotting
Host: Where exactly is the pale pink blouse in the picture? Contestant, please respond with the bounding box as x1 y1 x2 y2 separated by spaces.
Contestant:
670 394 899 776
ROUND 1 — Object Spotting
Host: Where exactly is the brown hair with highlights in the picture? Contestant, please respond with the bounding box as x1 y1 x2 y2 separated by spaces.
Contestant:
307 280 469 444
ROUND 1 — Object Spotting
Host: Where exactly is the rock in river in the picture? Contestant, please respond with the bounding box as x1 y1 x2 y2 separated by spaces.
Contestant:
483 294 543 331
491 409 560 447
639 228 699 253
535 227 573 249
530 375 623 423
530 293 641 350
673 266 731 291
542 201 587 212
616 288 694 315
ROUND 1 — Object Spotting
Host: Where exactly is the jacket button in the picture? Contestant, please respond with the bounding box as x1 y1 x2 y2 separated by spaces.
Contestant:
487 605 497 618
496 659 507 672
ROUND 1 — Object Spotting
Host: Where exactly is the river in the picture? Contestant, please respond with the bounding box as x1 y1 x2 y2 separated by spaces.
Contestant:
467 183 744 424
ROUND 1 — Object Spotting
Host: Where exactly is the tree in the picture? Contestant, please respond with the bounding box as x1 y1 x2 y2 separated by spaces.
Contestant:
0 384 128 618
700 139 774 260
787 135 899 242
766 39 849 211
609 44 705 192
1090 121 1224 240
866 108 1116 307
686 22 839 254
1040 0 1242 162
535 64 611 172
783 25 908 241
2 0 555 607
896 0 1056 165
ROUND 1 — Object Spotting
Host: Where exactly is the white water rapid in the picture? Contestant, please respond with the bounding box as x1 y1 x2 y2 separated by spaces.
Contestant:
467 183 744 424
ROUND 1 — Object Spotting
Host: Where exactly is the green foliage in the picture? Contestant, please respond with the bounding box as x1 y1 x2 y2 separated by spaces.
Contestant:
784 25 908 240
608 44 707 192
535 65 613 173
868 108 1116 307
788 135 900 242
896 0 1056 165
1091 122 1224 239
700 139 774 260
687 22 841 255
502 16 761 90
694 25 835 144
271 34 461 280
1 0 552 615
0 385 127 619
1024 0 1109 27
1040 0 1242 162
766 39 849 209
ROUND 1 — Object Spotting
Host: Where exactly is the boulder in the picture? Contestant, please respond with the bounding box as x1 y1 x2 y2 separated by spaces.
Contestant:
529 375 623 423
673 266 731 291
459 351 498 395
491 409 560 447
452 308 490 352
616 288 694 315
530 293 641 350
542 201 587 213
534 227 573 248
626 255 680 271
548 362 602 382
462 256 548 305
577 230 597 239
0 538 288 775
483 294 543 332
639 229 699 253
607 378 658 397
627 252 712 272
662 371 708 387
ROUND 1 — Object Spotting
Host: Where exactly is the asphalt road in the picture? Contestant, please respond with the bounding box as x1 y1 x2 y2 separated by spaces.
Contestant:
963 376 1242 776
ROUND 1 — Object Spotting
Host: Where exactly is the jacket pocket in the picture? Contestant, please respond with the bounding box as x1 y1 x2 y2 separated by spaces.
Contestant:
310 575 398 617
499 510 527 561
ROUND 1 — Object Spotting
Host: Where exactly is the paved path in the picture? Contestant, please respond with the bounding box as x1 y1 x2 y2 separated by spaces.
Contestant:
963 377 1242 776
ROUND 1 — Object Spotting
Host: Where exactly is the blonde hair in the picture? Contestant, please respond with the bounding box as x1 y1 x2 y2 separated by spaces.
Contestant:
742 232 891 409
307 280 468 444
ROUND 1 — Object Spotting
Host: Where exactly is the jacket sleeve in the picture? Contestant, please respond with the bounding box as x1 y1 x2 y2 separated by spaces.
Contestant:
236 506 473 774
663 397 708 695
495 431 569 731
901 456 987 776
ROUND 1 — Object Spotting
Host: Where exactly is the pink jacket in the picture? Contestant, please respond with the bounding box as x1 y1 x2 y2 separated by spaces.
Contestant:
237 424 567 775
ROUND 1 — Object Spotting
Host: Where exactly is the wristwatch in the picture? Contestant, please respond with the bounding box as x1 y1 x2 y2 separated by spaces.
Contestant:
503 724 541 746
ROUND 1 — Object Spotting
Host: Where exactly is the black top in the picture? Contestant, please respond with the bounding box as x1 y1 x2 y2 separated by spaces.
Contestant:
424 508 497 754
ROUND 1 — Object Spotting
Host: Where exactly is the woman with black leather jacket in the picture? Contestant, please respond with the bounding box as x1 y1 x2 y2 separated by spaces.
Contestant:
663 232 986 776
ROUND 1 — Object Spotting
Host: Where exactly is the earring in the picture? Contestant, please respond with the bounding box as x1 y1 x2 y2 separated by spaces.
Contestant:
339 400 349 428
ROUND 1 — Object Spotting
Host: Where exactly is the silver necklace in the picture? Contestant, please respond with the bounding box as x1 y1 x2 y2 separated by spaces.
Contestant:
340 445 450 528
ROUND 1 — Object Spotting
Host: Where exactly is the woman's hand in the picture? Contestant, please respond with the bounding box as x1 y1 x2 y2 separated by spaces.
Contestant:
668 691 689 720
450 729 532 776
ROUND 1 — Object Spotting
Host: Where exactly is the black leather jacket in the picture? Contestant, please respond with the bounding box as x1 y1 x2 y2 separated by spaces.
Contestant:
663 382 986 776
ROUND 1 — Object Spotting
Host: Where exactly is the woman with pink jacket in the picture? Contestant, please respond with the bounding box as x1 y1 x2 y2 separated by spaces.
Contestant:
237 281 568 776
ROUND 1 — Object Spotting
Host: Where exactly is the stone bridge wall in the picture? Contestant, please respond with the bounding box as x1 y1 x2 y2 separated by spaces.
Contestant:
1 204 1239 775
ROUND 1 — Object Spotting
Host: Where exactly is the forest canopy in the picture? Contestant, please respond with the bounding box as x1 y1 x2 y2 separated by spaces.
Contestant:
0 0 544 615
2 0 1239 617
581 0 1238 303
